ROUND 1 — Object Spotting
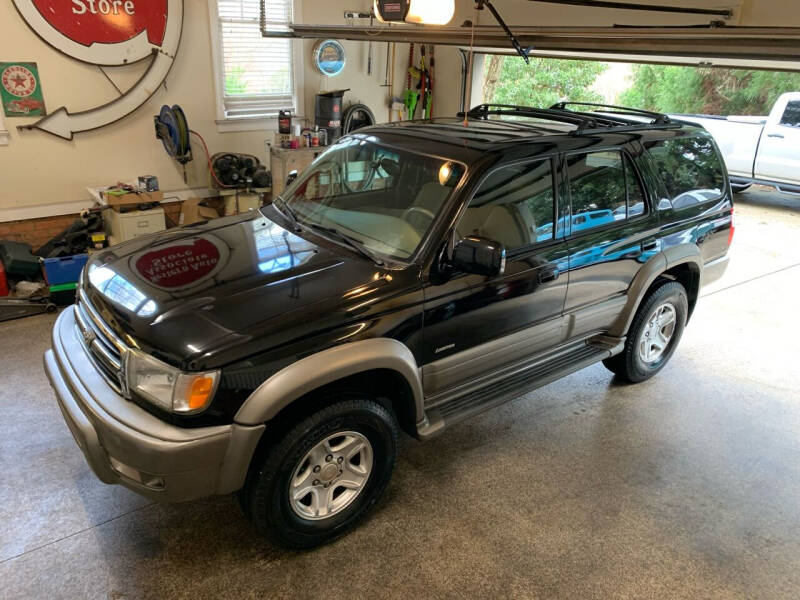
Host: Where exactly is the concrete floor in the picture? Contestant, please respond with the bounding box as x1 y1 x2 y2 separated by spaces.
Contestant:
1 189 799 599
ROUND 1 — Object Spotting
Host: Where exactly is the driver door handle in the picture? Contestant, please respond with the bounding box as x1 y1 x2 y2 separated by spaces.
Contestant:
768 133 785 139
641 240 659 252
538 267 560 283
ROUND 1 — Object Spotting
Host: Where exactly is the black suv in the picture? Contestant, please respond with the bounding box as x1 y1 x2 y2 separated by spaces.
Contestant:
45 103 733 548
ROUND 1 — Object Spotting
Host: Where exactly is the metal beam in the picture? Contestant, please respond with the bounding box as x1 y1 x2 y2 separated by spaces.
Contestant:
290 25 800 62
524 0 733 19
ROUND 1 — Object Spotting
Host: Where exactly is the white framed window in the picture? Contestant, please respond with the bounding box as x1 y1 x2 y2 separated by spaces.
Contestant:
209 0 303 128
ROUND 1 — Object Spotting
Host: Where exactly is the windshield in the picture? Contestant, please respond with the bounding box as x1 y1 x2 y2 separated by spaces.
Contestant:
279 137 465 261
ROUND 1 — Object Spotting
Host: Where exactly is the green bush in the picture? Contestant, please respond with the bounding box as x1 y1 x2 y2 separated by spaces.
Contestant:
484 56 607 107
620 65 800 115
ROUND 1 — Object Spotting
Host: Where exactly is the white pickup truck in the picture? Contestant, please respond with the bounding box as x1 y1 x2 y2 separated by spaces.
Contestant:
676 92 800 194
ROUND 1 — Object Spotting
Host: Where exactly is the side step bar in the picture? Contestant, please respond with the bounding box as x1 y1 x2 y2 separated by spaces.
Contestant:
417 338 623 439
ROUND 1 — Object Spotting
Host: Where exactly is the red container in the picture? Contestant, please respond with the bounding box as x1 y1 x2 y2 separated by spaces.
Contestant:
0 261 9 297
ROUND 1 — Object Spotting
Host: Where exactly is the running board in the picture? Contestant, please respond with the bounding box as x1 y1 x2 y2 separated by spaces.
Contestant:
417 339 621 439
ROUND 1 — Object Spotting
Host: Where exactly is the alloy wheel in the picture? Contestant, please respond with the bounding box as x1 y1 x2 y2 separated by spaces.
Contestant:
289 431 373 520
637 302 677 364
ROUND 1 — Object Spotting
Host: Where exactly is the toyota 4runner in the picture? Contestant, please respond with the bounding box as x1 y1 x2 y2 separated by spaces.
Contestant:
45 103 733 548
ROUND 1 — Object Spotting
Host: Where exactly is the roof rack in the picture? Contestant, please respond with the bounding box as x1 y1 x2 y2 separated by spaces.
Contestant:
465 104 600 130
549 102 673 125
464 103 682 136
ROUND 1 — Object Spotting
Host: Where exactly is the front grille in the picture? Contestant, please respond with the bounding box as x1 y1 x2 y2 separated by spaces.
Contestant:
74 289 128 396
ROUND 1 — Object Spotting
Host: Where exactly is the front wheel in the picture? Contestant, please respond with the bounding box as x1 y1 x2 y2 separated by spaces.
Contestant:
603 281 688 383
241 396 398 549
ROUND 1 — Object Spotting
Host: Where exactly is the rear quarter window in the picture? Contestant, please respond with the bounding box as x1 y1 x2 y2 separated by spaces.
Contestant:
780 100 800 127
645 136 725 209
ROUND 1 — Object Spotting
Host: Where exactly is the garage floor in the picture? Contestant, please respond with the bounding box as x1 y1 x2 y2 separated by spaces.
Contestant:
2 189 799 599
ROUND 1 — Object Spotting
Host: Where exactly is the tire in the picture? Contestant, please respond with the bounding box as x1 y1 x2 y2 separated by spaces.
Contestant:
241 396 398 549
603 281 688 383
731 183 751 193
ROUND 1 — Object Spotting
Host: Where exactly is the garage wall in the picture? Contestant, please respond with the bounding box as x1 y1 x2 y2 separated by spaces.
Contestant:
0 0 407 221
298 3 411 136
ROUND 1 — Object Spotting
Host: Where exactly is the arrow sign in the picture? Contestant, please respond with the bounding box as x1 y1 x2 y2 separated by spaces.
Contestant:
13 0 183 139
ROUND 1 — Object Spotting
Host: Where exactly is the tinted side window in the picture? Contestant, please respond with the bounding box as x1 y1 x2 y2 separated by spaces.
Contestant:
461 159 555 250
566 151 629 233
780 100 800 127
645 136 725 209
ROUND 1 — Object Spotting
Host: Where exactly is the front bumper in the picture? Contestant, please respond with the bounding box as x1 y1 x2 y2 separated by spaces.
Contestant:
44 308 264 503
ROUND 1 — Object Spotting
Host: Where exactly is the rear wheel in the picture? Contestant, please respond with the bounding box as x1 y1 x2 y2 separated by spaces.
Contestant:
731 182 752 193
603 281 688 383
241 396 398 549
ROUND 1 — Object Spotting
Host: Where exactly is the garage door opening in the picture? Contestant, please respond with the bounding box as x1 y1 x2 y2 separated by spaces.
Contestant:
479 54 800 116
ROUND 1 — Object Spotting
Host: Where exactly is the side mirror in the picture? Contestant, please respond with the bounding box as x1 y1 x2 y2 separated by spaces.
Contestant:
379 158 401 178
286 170 298 187
451 236 506 277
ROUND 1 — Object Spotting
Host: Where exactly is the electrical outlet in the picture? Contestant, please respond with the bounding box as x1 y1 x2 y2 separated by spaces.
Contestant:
343 10 372 19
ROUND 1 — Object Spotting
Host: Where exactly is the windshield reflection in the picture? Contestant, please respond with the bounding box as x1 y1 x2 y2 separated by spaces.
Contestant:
281 137 464 261
254 219 317 274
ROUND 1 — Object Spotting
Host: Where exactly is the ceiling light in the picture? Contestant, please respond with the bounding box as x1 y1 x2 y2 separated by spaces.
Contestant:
439 162 453 186
374 0 455 25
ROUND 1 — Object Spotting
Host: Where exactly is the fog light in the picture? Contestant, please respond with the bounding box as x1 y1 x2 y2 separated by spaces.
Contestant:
109 456 165 490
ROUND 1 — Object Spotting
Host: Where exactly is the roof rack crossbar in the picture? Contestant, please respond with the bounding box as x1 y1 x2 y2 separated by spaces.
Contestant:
548 108 632 126
466 104 599 129
547 110 633 129
550 101 672 125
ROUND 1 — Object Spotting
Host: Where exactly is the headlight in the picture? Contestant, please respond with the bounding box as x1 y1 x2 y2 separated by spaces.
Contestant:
126 349 219 414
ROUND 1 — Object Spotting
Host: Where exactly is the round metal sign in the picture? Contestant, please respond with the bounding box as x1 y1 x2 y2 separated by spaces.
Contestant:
313 40 346 77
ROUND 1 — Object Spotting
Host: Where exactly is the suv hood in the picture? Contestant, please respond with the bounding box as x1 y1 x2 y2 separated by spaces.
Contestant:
82 210 405 370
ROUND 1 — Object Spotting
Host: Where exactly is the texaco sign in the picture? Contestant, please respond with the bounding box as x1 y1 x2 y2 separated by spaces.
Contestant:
12 0 183 139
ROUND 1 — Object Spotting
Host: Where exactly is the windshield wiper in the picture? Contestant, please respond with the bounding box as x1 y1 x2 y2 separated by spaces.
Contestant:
305 223 385 266
274 196 302 232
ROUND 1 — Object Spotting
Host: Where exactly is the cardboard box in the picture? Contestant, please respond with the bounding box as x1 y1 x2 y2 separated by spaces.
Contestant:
101 190 163 211
179 197 224 226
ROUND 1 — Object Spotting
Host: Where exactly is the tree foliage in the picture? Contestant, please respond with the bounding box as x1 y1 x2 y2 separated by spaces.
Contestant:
483 56 607 107
620 65 800 115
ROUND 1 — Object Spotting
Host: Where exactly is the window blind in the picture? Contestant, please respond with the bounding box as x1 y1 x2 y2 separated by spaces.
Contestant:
217 0 294 118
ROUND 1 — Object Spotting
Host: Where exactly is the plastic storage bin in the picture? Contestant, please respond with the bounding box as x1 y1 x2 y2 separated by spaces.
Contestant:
43 254 88 286
49 282 78 306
